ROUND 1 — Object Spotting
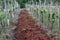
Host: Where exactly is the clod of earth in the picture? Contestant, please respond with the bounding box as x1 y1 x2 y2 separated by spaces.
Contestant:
14 9 56 40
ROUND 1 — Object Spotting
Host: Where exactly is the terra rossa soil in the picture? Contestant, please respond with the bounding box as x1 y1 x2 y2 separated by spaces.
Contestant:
14 9 56 40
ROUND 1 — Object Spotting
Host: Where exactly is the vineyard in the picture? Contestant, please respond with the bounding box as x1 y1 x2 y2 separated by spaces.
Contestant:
26 5 59 32
0 0 60 40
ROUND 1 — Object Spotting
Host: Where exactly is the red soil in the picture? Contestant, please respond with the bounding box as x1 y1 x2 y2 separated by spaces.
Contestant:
14 9 56 40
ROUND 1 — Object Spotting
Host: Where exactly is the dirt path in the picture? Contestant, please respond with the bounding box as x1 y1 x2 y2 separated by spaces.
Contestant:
14 9 56 40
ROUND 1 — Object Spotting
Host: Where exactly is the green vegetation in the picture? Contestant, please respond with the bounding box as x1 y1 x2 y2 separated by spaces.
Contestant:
29 6 59 32
0 0 60 8
0 0 60 40
16 0 60 8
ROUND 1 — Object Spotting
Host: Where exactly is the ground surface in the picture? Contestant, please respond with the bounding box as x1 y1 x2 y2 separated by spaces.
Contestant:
14 9 56 40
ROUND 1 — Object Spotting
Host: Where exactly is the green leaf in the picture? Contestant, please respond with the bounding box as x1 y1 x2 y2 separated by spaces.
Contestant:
2 18 7 25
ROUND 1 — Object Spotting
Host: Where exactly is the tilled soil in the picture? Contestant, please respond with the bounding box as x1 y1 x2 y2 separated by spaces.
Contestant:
14 9 56 40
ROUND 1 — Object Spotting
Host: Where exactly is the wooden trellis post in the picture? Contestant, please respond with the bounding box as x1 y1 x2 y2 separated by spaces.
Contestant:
47 7 50 31
51 13 55 32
